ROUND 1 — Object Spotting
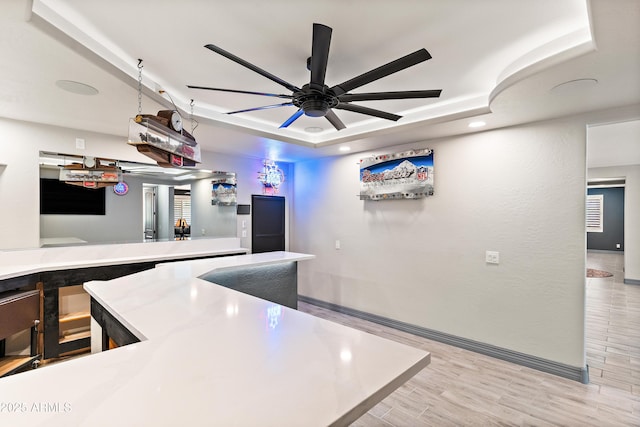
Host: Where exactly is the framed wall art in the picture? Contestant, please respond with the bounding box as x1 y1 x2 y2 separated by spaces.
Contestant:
359 148 434 201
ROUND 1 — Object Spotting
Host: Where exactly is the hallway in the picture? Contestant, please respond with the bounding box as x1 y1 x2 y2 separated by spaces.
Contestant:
586 251 639 394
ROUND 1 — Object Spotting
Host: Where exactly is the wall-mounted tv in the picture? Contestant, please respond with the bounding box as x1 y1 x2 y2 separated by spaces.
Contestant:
40 178 106 215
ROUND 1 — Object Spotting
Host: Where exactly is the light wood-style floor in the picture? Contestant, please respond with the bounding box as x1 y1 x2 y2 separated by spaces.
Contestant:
299 251 640 426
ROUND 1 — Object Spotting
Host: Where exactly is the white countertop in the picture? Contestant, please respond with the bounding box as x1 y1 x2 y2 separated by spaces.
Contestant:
0 252 430 426
0 238 246 281
39 237 88 247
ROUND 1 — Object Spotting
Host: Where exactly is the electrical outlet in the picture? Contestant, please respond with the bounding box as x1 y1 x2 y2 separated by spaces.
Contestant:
75 138 85 149
485 251 500 264
616 243 621 249
242 230 247 238
335 240 341 250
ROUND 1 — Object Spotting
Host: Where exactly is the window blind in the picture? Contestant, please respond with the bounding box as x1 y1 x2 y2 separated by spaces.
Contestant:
174 195 191 225
586 194 603 233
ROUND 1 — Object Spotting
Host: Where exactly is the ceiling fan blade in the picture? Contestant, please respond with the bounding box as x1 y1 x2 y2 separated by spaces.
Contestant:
310 23 332 89
279 109 304 128
227 102 294 114
334 103 402 121
187 85 292 99
325 109 346 130
338 89 441 102
204 44 301 93
331 49 432 96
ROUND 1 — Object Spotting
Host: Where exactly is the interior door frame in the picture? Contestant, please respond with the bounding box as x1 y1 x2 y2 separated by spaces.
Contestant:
143 185 158 241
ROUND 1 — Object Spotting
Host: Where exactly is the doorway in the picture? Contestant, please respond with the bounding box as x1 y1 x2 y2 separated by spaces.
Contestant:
142 185 157 241
587 184 625 252
173 185 191 239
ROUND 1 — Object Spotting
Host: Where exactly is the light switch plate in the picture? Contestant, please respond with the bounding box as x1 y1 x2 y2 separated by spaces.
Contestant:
486 251 500 264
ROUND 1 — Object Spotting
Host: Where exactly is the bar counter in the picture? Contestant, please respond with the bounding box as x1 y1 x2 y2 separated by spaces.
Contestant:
0 251 430 426
0 238 248 358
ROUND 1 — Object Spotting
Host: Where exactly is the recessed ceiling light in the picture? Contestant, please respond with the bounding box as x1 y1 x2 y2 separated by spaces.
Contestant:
339 146 351 152
304 126 324 133
55 80 99 95
550 78 598 94
468 121 486 128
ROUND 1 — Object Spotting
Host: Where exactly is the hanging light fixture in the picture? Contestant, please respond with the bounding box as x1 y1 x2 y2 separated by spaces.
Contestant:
60 156 122 188
127 59 202 168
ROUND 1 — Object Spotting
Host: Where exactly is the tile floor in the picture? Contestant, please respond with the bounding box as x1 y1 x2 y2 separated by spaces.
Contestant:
299 251 640 426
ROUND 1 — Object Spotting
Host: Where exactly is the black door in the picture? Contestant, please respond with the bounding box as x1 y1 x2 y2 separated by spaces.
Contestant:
251 195 285 253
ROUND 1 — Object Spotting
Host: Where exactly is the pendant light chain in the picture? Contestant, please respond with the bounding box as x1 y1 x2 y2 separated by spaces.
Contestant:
137 59 143 115
190 99 198 133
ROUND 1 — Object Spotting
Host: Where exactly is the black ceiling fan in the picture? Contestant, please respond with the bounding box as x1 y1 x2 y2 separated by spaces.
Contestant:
188 23 442 130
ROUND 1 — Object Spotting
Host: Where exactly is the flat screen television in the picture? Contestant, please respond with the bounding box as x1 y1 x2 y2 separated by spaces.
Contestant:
40 178 106 215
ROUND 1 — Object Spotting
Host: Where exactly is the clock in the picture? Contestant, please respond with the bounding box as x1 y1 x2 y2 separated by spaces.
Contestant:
170 111 183 132
156 110 183 133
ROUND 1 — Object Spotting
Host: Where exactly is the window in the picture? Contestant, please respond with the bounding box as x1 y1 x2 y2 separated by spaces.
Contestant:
174 195 191 226
586 194 603 233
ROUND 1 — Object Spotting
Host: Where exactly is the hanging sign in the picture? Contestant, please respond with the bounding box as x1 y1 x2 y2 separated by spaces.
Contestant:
113 181 129 196
359 148 434 201
59 166 122 188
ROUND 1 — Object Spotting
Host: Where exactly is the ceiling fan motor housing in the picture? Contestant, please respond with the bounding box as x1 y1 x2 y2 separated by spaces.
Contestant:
302 99 328 117
294 85 338 117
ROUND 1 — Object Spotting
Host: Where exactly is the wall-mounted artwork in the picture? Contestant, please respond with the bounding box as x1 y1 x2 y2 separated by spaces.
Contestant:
359 148 434 201
211 172 237 205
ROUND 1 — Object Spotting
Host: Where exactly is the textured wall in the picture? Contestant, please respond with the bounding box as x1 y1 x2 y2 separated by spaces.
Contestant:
292 118 587 367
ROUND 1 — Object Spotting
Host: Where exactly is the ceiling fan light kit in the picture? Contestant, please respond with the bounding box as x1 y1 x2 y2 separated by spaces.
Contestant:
189 23 442 131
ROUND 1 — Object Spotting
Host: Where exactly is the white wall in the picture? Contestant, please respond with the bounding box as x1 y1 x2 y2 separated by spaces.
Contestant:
196 150 294 252
156 184 173 241
39 173 144 244
0 117 155 249
191 178 236 238
588 164 640 281
292 118 588 367
0 116 292 251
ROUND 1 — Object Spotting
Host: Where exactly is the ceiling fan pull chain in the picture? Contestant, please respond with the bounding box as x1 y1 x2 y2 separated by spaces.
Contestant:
137 59 143 115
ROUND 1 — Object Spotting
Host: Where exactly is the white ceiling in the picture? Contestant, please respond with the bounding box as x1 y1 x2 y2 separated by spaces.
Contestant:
0 0 638 162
